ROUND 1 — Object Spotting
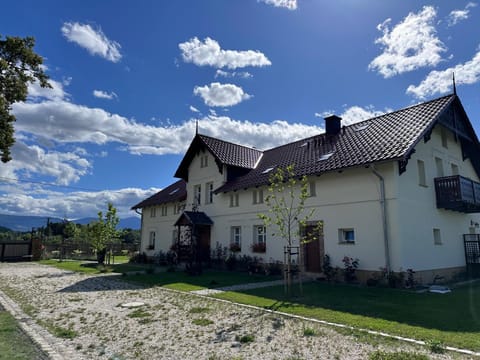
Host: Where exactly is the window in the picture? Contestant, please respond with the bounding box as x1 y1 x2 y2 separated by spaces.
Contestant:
417 160 427 187
200 155 208 168
193 184 201 205
253 189 263 204
161 205 168 216
150 207 156 218
309 181 316 197
205 182 214 204
148 231 156 250
441 128 448 148
173 203 180 215
231 226 241 246
435 157 444 177
433 228 442 245
451 163 459 176
229 193 239 207
254 225 266 244
339 228 355 244
172 229 178 245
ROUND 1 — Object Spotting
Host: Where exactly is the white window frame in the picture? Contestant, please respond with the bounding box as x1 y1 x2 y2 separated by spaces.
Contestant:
229 193 239 207
150 207 156 218
253 189 263 204
231 226 241 246
200 154 208 168
309 180 316 197
435 157 444 177
254 225 266 245
148 231 156 250
194 184 201 205
161 205 168 217
451 163 459 176
339 228 355 244
206 182 214 204
441 128 448 149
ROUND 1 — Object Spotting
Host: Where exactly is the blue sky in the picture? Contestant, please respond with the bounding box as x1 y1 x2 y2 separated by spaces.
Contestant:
1 0 479 219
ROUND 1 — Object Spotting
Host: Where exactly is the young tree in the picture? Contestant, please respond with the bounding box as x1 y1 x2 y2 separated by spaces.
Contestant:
258 165 319 296
89 203 120 264
0 35 51 162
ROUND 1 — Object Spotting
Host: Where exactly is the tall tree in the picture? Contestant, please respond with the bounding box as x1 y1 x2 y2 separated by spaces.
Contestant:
258 165 319 296
0 35 51 162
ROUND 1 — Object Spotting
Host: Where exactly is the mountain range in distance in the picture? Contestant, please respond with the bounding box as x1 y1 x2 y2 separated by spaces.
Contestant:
0 214 141 232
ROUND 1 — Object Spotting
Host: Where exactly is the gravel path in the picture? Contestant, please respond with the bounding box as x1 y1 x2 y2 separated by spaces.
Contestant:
0 262 467 360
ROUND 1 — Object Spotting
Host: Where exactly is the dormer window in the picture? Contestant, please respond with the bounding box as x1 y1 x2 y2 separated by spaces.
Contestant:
200 155 209 168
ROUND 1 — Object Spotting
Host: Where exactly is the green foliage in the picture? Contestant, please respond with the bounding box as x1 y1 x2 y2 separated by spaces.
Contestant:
426 339 446 354
236 334 255 343
369 351 429 360
258 165 315 247
0 35 51 162
88 203 120 263
192 318 214 326
302 327 316 336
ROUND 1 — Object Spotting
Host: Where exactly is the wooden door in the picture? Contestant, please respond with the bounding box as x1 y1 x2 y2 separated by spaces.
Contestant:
304 222 324 273
196 225 211 262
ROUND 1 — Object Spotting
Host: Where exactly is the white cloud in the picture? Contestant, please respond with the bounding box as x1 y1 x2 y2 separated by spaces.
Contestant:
258 0 297 10
179 37 271 69
406 48 480 98
0 186 158 219
93 90 118 100
189 105 200 113
215 70 253 79
193 83 252 107
0 140 91 186
315 106 388 126
369 6 446 78
61 22 122 63
447 2 477 27
27 79 68 101
12 99 323 157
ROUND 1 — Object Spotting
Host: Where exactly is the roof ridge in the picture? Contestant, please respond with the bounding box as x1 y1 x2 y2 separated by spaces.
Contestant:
199 133 263 153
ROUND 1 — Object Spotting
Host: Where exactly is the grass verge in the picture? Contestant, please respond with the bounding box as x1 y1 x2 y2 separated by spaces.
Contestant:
212 281 480 352
0 309 46 359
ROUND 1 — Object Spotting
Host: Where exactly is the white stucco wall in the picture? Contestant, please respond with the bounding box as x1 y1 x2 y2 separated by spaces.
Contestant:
396 124 479 272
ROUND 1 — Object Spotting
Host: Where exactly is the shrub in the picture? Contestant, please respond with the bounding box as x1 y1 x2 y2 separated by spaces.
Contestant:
323 254 337 282
236 334 255 344
229 243 241 253
405 268 416 288
342 256 359 283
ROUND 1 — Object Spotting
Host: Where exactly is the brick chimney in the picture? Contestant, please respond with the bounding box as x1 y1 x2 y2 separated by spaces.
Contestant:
324 115 342 135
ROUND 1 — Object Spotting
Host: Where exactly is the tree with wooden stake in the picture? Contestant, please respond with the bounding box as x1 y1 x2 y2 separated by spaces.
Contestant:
258 165 320 296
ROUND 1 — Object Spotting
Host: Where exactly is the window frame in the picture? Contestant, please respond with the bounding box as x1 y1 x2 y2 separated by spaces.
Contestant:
150 207 156 218
148 231 156 250
205 182 214 204
193 184 201 206
338 228 355 244
229 192 239 207
254 225 266 245
417 159 427 187
231 226 242 246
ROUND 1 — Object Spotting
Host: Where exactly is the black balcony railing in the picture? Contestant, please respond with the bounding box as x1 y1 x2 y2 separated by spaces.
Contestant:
435 175 480 213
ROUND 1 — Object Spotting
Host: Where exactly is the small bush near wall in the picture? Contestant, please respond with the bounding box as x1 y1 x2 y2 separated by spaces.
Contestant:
250 243 266 253
342 256 359 283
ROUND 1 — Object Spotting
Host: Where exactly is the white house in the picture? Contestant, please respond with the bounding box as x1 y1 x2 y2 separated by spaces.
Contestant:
132 94 480 283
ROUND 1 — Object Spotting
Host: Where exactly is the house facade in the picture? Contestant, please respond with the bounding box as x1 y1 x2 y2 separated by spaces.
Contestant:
132 94 480 283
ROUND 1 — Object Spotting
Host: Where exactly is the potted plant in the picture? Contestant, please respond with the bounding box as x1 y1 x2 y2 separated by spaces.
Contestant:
250 242 266 253
229 243 241 253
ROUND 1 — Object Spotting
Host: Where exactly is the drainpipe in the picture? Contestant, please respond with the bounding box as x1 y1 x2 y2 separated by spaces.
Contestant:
371 165 391 272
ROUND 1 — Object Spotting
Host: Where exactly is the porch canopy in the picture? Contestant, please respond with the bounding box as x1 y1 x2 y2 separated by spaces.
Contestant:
174 211 213 226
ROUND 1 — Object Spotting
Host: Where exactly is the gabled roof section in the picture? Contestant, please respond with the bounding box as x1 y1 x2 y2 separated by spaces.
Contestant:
131 180 186 210
174 211 213 226
216 94 465 193
174 134 263 181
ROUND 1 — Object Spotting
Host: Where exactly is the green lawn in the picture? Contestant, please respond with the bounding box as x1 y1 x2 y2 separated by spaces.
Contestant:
213 281 480 352
39 259 148 274
0 309 46 359
126 270 280 291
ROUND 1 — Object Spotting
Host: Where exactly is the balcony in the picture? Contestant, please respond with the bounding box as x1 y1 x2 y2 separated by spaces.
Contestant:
435 175 480 213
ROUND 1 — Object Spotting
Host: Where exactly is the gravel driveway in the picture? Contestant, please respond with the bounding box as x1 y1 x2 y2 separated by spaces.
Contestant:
0 262 463 360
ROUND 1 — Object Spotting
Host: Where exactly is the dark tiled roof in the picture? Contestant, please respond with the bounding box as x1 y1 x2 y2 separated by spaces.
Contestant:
216 94 456 193
175 134 263 181
199 134 263 169
131 180 186 209
174 211 214 226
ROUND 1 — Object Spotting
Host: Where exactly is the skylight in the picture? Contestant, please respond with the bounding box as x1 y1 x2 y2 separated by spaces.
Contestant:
169 188 179 195
318 152 334 161
262 167 275 174
354 124 369 132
